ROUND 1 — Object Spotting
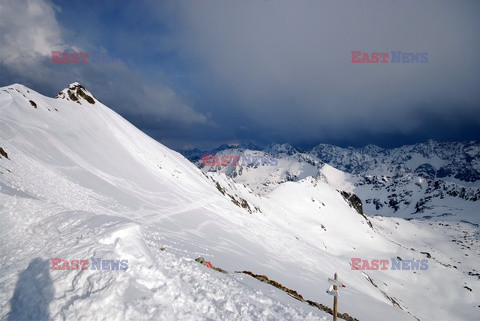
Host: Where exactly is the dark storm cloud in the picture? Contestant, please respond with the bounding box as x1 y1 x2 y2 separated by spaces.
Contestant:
1 0 479 149
173 0 480 147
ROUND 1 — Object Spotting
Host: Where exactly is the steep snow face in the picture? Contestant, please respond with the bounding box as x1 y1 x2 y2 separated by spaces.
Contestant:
0 83 218 217
1 84 479 321
0 84 346 320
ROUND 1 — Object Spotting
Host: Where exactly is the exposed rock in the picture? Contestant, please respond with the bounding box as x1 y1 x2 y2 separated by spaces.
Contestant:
195 257 228 274
237 270 359 321
0 147 8 159
420 251 431 258
340 191 363 214
340 191 373 228
56 83 96 105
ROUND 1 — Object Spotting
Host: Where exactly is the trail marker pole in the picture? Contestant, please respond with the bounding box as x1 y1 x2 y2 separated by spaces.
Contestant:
326 272 345 320
333 272 338 321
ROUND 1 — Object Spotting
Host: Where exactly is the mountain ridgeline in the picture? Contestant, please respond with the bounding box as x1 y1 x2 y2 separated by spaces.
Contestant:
183 141 480 223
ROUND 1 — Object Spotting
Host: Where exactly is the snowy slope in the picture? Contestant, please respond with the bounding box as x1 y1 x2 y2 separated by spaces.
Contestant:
1 84 479 321
0 83 330 320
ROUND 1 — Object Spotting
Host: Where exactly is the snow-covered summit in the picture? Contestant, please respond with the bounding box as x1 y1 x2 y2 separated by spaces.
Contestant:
264 143 299 156
55 82 97 105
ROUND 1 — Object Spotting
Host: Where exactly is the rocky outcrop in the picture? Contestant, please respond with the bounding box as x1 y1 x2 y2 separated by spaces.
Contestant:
0 147 8 159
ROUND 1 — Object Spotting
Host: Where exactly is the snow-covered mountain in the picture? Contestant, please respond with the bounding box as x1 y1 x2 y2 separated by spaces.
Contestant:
309 142 480 223
190 141 480 224
311 141 480 183
1 84 479 321
181 142 263 162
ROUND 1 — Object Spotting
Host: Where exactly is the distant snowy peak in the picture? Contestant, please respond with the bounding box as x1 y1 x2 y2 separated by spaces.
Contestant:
310 144 377 174
55 82 96 105
186 140 480 184
181 142 263 161
193 139 479 222
264 143 298 156
358 144 386 156
310 140 480 182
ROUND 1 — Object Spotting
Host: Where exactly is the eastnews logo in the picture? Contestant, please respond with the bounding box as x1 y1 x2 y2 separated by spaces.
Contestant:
351 51 428 63
351 258 428 270
51 258 128 271
51 51 128 64
201 154 278 167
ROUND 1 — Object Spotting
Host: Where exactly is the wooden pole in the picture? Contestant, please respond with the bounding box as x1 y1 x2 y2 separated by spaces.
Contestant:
333 272 338 321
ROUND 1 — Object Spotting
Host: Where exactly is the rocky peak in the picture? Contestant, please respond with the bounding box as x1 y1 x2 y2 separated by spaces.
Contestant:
55 82 96 105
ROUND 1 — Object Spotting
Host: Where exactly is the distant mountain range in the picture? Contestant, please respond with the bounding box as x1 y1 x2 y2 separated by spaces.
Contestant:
182 140 480 223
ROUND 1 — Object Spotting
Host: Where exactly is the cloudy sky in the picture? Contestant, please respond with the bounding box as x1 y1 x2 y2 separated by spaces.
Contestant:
1 0 479 150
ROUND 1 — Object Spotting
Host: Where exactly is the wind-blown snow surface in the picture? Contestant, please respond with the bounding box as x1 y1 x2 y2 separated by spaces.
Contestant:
0 84 478 320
